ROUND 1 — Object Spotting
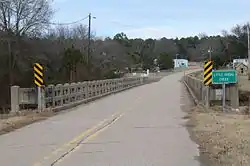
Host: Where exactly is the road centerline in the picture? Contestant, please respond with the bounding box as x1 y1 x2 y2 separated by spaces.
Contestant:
33 111 123 166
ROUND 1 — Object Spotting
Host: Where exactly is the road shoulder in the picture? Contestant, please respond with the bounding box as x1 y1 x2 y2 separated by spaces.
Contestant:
0 111 54 135
186 105 250 166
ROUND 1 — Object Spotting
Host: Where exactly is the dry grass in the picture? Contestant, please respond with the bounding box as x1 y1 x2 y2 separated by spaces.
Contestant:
188 105 250 166
189 70 203 80
0 111 54 135
239 76 250 92
235 76 250 105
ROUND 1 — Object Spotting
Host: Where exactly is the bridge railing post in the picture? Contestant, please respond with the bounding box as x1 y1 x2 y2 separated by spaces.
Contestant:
11 85 20 112
230 84 239 109
37 86 45 112
57 84 63 106
46 84 55 108
85 81 89 99
51 85 55 107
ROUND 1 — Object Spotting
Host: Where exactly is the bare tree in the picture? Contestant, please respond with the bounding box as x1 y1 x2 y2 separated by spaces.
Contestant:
72 24 88 39
92 39 126 70
221 30 229 37
198 32 208 39
0 0 53 36
0 0 53 85
47 24 89 51
45 24 93 81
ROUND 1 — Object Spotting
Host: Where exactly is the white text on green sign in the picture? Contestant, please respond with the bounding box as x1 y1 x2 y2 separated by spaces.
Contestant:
212 70 237 84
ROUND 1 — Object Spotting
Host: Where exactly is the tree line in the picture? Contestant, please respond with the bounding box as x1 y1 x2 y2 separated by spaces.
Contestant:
0 0 248 111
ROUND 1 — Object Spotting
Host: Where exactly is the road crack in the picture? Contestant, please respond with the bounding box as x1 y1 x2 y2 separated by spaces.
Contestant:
50 115 121 166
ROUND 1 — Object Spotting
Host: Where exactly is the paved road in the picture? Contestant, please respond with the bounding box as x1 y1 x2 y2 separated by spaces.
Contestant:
0 71 200 166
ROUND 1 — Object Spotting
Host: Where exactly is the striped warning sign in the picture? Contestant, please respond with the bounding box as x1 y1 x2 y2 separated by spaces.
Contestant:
203 61 213 86
34 63 44 87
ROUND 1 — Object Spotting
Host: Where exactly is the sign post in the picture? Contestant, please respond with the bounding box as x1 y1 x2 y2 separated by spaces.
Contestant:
34 63 44 111
38 86 42 111
212 70 237 111
222 83 226 111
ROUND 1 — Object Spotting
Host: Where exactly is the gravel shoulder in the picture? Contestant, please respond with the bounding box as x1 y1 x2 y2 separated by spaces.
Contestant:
0 111 54 135
238 75 250 92
187 105 250 166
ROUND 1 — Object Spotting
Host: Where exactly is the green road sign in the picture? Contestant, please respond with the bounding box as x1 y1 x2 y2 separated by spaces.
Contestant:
212 70 237 84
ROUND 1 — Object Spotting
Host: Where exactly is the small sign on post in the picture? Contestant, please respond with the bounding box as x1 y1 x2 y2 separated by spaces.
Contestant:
34 63 44 111
203 60 213 86
212 70 237 111
34 63 44 87
203 60 213 108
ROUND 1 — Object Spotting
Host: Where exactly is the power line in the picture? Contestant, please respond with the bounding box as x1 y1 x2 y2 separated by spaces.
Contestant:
48 16 89 25
0 1 89 26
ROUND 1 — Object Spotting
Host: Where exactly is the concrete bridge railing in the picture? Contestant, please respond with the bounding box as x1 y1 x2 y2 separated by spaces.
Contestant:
11 76 159 112
183 73 239 109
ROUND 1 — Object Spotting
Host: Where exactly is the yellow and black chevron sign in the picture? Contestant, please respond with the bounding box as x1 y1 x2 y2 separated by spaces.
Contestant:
203 61 213 86
34 63 44 87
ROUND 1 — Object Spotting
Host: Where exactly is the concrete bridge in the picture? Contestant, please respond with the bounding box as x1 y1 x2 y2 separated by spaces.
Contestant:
0 67 208 166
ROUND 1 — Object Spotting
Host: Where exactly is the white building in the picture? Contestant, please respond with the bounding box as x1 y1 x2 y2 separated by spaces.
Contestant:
232 58 248 68
173 59 188 68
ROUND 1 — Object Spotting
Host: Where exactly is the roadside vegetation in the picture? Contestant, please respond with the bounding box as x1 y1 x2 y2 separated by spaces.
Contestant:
187 105 250 166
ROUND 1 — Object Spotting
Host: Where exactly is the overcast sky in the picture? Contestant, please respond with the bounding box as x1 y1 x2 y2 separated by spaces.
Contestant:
52 0 250 39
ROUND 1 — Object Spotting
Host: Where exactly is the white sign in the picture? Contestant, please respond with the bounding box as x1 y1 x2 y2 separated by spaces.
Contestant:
215 89 222 100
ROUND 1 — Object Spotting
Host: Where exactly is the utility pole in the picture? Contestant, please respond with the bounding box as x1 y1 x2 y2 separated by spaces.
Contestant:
87 13 91 66
247 24 250 79
208 47 212 60
87 13 96 66
175 54 179 68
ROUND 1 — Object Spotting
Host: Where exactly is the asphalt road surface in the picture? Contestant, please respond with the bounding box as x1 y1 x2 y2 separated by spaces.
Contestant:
0 70 201 166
